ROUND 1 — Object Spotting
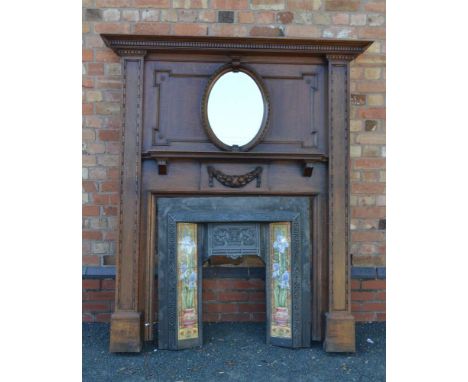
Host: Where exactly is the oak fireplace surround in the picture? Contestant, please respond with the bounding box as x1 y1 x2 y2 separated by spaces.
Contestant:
101 34 371 353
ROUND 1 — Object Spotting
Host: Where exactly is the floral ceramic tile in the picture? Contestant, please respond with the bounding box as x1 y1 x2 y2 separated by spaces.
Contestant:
270 222 292 339
177 223 199 341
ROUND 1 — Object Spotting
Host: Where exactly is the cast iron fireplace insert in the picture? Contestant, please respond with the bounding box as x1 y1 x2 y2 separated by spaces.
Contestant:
157 196 311 349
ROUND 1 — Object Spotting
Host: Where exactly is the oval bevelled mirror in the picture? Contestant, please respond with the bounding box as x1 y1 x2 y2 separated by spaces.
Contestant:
203 66 270 151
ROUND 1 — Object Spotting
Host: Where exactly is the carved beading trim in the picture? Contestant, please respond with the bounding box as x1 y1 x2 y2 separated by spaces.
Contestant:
167 214 177 349
117 49 147 57
326 54 355 62
208 166 263 188
291 217 301 346
105 38 369 57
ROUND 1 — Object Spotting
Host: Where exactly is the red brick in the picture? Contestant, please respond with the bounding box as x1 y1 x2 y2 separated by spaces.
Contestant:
220 313 251 321
251 0 284 10
95 49 119 63
95 313 112 322
358 27 385 40
351 183 385 194
252 312 266 322
83 255 100 266
361 302 385 312
83 291 115 301
83 48 93 62
134 23 171 34
173 23 207 36
99 130 120 141
218 291 248 302
134 0 170 7
87 63 104 75
248 291 265 301
203 290 217 301
83 205 100 216
103 206 118 216
361 279 386 290
100 181 119 192
83 302 110 312
95 79 122 89
83 230 103 240
352 207 385 219
82 77 94 88
205 303 239 313
352 291 375 301
94 23 131 34
83 279 100 290
101 279 115 289
83 103 93 115
96 0 131 6
356 81 386 93
364 2 385 13
238 303 265 312
203 312 220 322
83 181 97 192
325 0 360 11
357 107 386 119
351 231 385 242
289 0 315 10
376 313 386 321
212 0 248 9
82 313 94 322
250 26 283 37
92 194 111 204
277 11 294 24
353 312 375 322
210 24 249 36
256 11 275 24
376 291 386 300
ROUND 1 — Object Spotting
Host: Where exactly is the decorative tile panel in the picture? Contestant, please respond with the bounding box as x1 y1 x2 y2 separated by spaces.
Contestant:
177 223 199 341
269 222 292 339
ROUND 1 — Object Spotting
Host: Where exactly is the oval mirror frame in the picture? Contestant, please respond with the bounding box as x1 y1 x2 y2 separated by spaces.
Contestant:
202 64 270 152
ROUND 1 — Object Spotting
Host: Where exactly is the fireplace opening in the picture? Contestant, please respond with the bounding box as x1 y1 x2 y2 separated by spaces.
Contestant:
202 255 266 324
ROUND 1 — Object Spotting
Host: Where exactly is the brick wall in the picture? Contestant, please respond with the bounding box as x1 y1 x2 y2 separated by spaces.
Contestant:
82 0 386 320
82 276 386 323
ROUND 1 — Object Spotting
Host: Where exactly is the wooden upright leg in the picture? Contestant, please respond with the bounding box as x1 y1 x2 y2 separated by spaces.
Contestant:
324 55 355 352
109 51 146 353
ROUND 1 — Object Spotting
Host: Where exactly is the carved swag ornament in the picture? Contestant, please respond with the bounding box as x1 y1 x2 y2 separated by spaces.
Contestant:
207 166 262 188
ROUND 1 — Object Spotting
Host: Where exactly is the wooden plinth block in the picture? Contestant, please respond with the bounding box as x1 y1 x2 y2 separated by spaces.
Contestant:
324 312 355 352
109 311 143 352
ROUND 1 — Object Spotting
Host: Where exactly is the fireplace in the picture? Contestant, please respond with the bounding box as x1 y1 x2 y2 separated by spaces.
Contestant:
101 34 372 353
157 196 311 349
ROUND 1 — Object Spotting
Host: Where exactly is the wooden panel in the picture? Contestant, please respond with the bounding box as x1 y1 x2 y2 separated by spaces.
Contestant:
142 58 327 155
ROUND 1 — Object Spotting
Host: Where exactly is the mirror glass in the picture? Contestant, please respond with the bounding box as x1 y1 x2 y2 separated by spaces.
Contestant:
207 71 264 147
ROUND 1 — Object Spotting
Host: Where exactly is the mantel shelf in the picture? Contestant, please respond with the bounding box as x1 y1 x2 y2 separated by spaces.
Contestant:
142 150 328 163
101 34 372 58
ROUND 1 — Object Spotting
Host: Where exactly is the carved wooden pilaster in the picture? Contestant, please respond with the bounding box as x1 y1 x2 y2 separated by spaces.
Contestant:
110 51 146 353
324 54 355 352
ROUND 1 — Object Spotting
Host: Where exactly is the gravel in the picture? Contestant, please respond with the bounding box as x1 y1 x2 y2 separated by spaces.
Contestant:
83 322 385 382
